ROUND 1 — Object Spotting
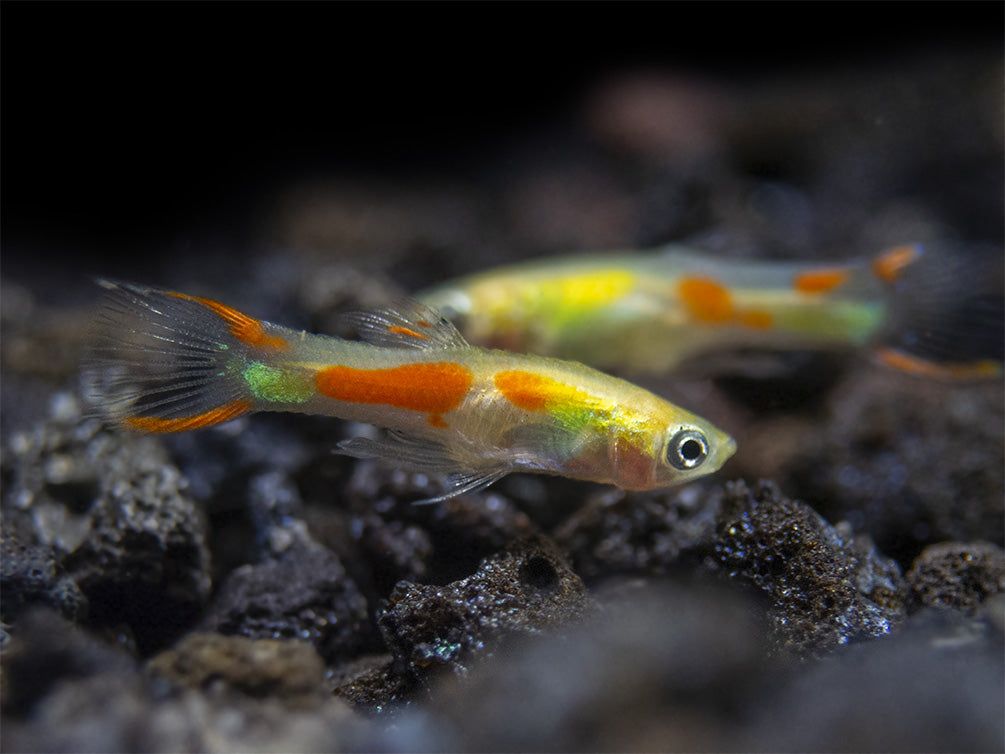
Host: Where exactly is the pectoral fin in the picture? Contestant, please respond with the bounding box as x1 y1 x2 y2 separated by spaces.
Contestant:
336 430 510 503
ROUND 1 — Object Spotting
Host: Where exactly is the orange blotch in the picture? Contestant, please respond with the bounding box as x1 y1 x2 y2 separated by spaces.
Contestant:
494 370 554 412
123 399 253 433
871 245 921 283
874 348 1003 380
169 292 290 351
738 309 774 329
314 361 472 427
388 325 429 340
677 276 734 324
793 267 851 294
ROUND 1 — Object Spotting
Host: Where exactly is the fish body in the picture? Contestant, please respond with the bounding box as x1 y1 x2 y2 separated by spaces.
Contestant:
86 281 735 500
420 244 1001 378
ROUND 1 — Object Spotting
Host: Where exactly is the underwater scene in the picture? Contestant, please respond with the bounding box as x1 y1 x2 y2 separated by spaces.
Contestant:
3 6 1003 753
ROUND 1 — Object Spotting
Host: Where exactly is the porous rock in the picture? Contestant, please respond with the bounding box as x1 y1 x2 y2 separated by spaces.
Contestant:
378 579 770 752
379 534 594 681
555 483 723 583
202 543 375 664
3 395 212 654
148 632 327 703
0 533 86 628
907 540 1005 614
709 479 908 653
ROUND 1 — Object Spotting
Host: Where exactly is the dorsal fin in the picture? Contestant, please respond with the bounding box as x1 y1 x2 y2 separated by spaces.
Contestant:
342 300 470 350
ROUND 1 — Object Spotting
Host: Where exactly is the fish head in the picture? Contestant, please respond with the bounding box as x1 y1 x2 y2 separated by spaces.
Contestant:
608 404 736 490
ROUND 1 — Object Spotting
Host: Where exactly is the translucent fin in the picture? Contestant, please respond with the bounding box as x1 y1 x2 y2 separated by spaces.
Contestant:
336 430 464 471
341 300 469 350
336 430 510 502
83 279 257 431
414 469 511 505
876 242 1004 379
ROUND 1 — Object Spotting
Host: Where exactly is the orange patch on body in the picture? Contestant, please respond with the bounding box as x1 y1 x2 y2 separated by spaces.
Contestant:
871 245 921 283
123 399 253 433
315 361 472 427
678 276 774 330
738 309 774 329
793 267 851 294
677 276 734 323
169 292 290 351
874 348 1002 380
494 370 556 412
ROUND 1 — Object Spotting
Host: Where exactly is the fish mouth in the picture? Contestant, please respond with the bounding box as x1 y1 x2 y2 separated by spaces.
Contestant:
713 433 738 470
721 434 738 460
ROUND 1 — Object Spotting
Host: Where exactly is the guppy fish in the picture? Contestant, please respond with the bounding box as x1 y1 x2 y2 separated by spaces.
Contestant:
85 280 735 501
420 244 1003 379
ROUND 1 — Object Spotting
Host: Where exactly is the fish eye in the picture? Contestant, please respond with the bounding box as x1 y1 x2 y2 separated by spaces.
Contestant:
667 428 708 470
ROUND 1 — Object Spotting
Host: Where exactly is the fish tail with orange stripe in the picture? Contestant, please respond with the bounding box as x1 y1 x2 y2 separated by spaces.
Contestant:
82 279 285 431
869 242 1004 380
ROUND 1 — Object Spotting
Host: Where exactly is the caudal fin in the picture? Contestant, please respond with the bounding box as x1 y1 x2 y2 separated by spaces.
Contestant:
872 243 1004 380
82 280 265 432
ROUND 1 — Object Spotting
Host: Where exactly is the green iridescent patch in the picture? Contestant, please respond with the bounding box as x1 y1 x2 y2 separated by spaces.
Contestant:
243 361 313 404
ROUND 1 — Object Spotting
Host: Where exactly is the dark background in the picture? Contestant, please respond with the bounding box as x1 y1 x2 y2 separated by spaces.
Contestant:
3 3 1001 277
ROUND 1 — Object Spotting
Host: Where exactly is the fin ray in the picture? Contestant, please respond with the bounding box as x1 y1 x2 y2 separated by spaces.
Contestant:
877 242 1004 377
342 300 469 350
336 429 511 501
84 279 258 430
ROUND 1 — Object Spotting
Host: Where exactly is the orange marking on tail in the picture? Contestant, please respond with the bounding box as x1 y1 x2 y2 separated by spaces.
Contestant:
314 361 472 427
794 267 852 294
168 292 290 351
871 245 921 283
388 325 429 340
874 348 1002 380
122 399 253 433
677 276 734 323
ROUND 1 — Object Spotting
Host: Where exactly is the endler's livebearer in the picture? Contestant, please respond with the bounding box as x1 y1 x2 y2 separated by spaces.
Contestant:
420 244 1003 379
84 281 735 502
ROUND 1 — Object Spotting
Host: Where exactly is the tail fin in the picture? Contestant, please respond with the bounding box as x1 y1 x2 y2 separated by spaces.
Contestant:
83 280 261 432
872 243 1004 380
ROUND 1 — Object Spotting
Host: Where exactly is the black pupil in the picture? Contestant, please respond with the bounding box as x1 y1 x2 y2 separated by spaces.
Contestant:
680 437 704 461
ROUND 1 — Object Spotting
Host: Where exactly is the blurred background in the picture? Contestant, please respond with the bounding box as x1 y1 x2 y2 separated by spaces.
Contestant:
4 4 1001 292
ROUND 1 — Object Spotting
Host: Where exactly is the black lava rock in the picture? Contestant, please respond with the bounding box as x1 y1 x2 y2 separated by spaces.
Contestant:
203 544 375 664
709 479 908 653
907 541 1005 614
378 534 594 683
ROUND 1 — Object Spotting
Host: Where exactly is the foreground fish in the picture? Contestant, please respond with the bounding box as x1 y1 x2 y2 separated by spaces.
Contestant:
421 244 1003 379
84 281 735 501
